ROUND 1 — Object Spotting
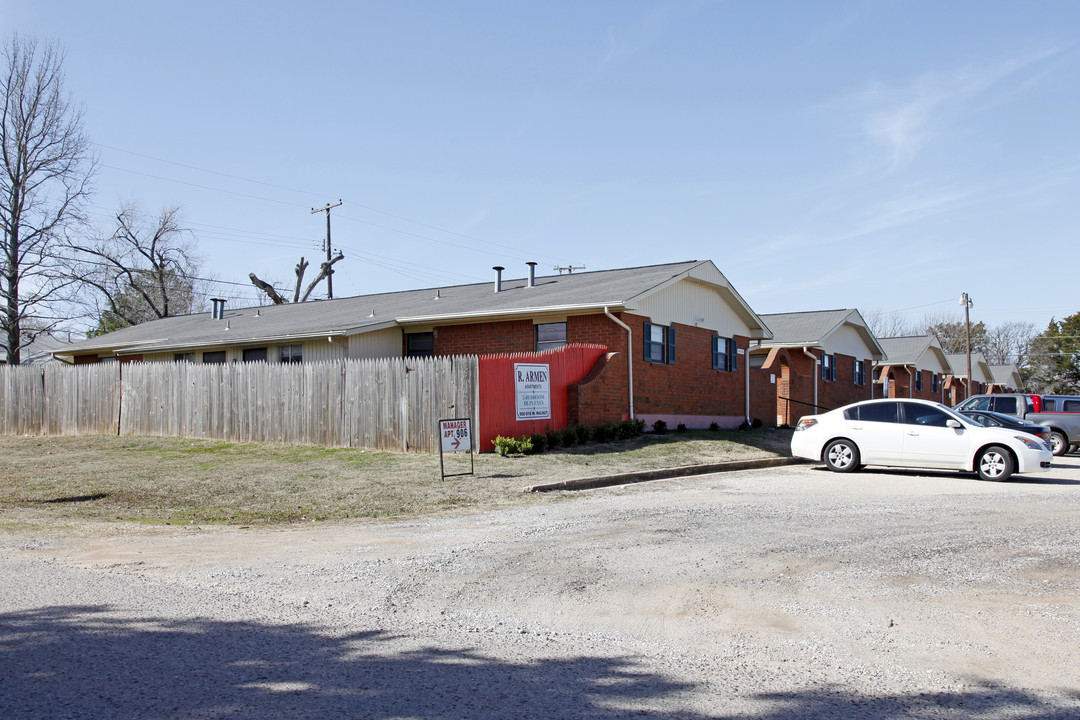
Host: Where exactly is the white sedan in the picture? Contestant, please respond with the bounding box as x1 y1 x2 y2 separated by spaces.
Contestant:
791 398 1053 481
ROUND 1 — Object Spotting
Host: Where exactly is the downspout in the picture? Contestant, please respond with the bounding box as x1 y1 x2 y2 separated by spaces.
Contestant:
604 307 634 419
802 347 819 412
744 342 750 424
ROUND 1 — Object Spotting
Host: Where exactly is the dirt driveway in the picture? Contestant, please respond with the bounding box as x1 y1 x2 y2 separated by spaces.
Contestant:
3 456 1080 718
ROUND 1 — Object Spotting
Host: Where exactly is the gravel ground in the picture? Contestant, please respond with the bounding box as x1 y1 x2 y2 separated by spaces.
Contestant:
3 456 1080 718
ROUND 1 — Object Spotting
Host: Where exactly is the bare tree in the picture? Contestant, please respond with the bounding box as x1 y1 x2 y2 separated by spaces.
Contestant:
982 320 1037 366
864 309 918 339
249 251 344 305
0 35 95 364
69 203 204 335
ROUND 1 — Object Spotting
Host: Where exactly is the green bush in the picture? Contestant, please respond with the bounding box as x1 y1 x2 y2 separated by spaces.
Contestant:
574 423 592 444
652 419 667 434
676 423 687 433
492 435 534 456
545 426 560 449
594 422 616 443
709 422 720 432
529 433 547 453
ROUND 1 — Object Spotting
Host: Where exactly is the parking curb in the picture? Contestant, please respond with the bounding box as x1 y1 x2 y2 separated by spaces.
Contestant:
526 456 806 493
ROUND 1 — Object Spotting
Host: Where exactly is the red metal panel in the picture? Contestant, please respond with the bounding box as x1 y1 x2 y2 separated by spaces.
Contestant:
478 344 607 452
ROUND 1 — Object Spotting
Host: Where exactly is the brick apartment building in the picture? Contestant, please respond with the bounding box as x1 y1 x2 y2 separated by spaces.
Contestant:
56 260 773 430
874 335 952 403
748 309 884 426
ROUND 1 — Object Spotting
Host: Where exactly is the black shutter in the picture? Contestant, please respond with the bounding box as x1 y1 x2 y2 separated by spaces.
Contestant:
729 337 737 371
711 336 719 370
666 325 675 364
643 322 652 361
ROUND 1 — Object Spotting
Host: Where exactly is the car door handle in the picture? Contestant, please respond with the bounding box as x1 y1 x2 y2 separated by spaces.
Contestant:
906 431 919 436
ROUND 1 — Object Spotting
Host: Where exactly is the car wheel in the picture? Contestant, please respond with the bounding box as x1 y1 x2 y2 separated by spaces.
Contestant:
823 439 860 473
976 445 1014 482
1049 431 1068 456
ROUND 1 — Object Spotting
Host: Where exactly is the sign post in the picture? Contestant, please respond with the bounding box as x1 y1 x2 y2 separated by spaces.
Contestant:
438 418 474 479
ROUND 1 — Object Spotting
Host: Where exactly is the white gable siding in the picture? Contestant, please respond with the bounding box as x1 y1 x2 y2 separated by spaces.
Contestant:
635 279 753 336
347 328 402 359
919 352 949 374
823 325 872 359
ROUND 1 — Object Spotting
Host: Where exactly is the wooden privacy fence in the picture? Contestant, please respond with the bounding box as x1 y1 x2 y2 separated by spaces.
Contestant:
0 356 478 452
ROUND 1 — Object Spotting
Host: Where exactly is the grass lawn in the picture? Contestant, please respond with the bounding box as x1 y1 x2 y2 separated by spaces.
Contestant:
0 427 792 530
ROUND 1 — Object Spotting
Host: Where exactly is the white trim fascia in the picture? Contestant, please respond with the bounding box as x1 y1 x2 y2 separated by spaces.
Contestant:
394 302 627 325
111 331 351 355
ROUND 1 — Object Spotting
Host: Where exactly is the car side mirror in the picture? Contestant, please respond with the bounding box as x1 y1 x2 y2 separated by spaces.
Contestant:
946 419 962 429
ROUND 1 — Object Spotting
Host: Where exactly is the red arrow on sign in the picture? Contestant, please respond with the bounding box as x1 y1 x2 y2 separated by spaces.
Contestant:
452 437 461 449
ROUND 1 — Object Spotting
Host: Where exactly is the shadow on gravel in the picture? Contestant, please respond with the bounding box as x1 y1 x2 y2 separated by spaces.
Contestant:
2 605 1077 719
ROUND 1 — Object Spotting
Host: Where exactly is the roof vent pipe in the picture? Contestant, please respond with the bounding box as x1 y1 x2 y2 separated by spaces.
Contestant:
527 261 537 288
211 298 226 320
493 266 504 293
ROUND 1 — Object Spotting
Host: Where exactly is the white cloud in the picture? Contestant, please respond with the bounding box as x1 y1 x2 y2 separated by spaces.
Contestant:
853 47 1063 170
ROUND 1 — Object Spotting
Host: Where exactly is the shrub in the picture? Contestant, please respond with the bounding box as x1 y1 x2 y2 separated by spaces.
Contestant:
545 426 561 450
529 433 547 454
675 423 687 433
751 418 763 429
709 422 720 432
492 435 514 456
739 421 750 431
561 426 577 447
594 422 616 443
652 419 667 434
492 435 533 456
574 423 592 444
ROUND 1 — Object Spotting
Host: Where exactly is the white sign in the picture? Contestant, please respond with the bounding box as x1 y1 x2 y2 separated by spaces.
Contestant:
515 363 551 421
439 418 472 453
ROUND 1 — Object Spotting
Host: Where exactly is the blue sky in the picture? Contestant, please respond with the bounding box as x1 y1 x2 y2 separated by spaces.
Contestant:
5 1 1078 333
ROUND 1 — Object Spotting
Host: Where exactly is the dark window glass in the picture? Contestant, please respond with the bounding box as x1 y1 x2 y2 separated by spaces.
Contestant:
202 351 226 365
859 402 899 423
992 396 1017 414
931 374 939 393
914 370 923 392
243 347 267 363
901 403 952 427
406 332 434 357
174 352 195 363
853 360 865 385
969 396 991 411
644 323 673 364
535 323 567 352
279 344 303 364
821 354 835 381
712 336 736 371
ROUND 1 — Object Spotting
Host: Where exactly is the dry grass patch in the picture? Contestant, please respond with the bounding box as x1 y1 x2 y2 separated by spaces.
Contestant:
0 428 791 530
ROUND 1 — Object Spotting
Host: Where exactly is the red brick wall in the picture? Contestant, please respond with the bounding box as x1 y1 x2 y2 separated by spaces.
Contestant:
568 352 628 426
752 347 873 426
430 311 750 424
883 367 946 402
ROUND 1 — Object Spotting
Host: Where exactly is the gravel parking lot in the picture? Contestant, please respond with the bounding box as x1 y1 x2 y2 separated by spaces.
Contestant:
3 455 1080 718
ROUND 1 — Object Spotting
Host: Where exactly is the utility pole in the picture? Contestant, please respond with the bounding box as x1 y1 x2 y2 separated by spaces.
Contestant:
960 292 974 398
311 200 342 299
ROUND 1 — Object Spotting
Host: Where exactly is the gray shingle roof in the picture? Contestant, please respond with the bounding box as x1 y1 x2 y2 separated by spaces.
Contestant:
759 309 855 345
61 260 763 356
757 309 885 360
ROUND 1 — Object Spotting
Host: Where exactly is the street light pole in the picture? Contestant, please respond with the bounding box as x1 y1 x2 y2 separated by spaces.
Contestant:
960 292 974 399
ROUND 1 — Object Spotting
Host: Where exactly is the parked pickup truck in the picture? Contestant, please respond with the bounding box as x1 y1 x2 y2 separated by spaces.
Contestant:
955 393 1080 456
